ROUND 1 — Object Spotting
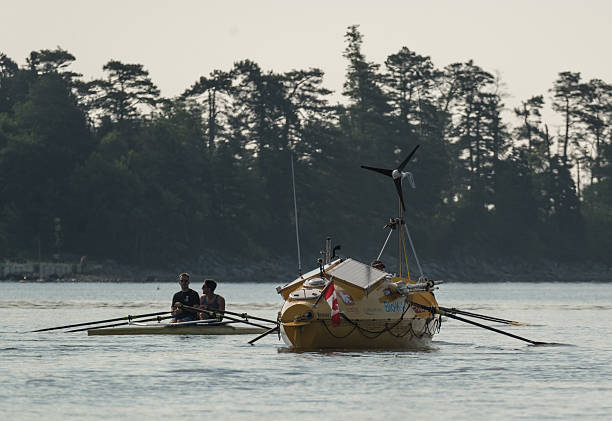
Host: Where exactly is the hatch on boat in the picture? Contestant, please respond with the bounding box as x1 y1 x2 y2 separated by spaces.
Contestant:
303 277 326 287
289 289 321 300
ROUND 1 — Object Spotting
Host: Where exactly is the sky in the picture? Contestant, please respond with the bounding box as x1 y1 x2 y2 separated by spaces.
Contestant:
2 0 611 128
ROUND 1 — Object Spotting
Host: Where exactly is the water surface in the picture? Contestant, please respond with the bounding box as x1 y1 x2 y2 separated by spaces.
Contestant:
1 281 610 420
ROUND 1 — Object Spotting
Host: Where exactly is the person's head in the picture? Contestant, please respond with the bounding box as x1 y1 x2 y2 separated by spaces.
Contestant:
202 279 217 294
178 272 190 290
371 260 385 271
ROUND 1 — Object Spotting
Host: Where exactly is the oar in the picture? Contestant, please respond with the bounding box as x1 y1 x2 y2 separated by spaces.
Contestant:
180 305 276 330
32 311 172 332
68 315 174 332
197 305 278 325
248 325 280 345
437 309 546 345
438 306 528 326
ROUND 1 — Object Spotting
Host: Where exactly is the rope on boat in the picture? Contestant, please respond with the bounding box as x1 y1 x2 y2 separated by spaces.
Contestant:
321 319 358 339
321 313 440 340
320 298 441 340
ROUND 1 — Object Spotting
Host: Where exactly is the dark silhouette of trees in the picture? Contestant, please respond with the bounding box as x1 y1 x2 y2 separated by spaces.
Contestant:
0 30 610 270
551 72 582 166
90 60 160 125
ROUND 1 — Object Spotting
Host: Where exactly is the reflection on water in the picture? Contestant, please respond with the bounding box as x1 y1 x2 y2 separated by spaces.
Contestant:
276 345 439 355
0 281 611 420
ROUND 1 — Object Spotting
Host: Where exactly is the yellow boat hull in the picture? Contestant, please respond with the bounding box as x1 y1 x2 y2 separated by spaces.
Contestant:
278 258 441 350
281 316 439 350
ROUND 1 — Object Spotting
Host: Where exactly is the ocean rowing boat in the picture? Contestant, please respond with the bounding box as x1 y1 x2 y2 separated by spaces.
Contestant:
87 322 267 336
277 145 442 350
278 258 440 349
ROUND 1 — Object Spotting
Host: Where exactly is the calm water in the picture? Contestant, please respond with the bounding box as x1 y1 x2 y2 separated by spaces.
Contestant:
1 281 611 420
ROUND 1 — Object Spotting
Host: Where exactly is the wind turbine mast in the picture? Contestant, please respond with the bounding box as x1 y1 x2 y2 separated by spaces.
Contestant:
361 145 423 279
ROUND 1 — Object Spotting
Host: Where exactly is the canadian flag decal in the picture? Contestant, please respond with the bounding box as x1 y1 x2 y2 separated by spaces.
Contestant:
322 279 341 327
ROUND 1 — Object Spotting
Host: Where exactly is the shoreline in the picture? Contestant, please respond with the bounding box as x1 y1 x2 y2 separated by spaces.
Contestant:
2 256 611 283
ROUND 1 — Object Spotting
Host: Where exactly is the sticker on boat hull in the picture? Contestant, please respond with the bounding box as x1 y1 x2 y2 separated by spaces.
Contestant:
383 299 405 313
338 291 354 305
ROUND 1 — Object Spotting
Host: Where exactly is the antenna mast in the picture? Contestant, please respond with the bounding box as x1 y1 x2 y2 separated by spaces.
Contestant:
291 152 302 276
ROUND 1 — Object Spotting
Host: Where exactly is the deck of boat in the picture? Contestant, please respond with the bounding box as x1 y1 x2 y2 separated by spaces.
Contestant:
87 323 267 336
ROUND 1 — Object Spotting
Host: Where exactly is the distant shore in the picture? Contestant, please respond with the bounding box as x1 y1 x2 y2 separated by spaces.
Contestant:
2 255 611 283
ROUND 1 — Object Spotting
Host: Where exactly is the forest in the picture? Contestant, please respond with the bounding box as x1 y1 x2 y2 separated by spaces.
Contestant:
0 26 610 271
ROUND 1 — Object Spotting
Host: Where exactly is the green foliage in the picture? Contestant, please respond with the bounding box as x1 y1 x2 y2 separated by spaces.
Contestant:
0 36 610 268
89 60 160 125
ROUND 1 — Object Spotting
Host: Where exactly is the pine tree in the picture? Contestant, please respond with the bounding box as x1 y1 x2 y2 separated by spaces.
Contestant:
551 71 582 165
90 60 160 125
342 25 390 142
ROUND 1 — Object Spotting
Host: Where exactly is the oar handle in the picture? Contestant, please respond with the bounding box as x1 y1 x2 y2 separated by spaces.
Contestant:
181 305 276 330
196 305 278 325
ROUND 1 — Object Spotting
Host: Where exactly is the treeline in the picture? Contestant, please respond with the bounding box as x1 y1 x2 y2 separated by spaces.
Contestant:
0 26 610 268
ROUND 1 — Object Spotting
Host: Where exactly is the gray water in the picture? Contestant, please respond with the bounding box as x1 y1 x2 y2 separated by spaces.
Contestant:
1 281 611 420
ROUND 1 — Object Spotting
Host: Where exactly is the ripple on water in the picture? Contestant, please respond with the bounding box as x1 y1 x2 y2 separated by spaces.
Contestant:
1 282 611 421
166 367 245 376
25 379 56 385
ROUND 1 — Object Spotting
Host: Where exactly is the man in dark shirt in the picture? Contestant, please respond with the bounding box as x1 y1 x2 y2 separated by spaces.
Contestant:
170 272 200 323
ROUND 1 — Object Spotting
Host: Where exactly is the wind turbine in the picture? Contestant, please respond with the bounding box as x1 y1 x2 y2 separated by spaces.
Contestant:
360 144 419 211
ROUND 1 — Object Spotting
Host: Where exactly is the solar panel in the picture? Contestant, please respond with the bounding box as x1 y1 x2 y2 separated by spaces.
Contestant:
326 258 386 291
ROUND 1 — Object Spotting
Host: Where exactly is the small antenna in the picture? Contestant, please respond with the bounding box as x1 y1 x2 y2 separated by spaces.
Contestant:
291 152 302 276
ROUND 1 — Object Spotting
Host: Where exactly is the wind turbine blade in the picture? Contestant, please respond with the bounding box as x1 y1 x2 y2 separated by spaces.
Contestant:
394 177 406 211
398 144 420 170
360 165 393 178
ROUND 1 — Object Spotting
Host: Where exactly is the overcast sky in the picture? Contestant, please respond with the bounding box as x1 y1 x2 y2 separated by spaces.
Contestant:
2 0 611 127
